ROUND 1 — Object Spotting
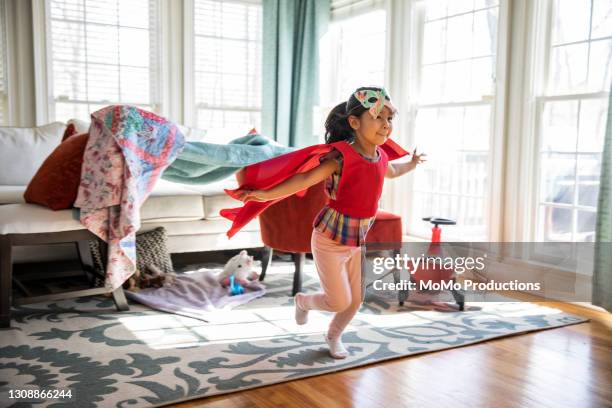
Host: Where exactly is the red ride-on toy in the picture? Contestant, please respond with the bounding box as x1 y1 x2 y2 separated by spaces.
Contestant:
399 217 465 311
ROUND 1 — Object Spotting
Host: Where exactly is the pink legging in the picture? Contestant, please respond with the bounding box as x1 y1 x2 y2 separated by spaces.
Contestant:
296 229 362 339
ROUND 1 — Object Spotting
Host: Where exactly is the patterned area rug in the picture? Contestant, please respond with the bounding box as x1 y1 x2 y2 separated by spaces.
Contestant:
0 260 587 407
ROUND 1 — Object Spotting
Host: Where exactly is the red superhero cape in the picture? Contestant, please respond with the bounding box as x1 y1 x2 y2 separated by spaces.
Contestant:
220 138 410 238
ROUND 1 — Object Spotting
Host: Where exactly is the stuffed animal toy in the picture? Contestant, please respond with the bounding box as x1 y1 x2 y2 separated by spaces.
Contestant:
218 250 259 287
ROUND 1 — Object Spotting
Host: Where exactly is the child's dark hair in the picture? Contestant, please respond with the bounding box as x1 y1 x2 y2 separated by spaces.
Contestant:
324 86 386 144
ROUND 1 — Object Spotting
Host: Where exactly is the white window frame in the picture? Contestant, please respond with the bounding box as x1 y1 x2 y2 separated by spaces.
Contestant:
32 0 166 125
507 0 610 244
531 0 610 242
392 0 509 242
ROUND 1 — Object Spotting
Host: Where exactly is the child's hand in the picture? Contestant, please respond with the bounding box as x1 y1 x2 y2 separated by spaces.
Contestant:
234 189 269 202
410 147 427 167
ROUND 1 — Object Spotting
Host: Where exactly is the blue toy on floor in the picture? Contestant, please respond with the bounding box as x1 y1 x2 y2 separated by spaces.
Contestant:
228 275 245 296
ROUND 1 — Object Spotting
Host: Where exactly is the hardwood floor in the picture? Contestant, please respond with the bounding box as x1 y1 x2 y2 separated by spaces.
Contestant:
174 302 611 408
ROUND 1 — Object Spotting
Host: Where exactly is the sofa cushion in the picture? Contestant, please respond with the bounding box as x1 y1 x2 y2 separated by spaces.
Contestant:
203 194 241 219
61 123 79 142
0 122 66 185
140 179 206 222
149 218 260 235
23 133 89 210
140 195 205 222
175 177 240 219
0 186 26 204
0 204 84 234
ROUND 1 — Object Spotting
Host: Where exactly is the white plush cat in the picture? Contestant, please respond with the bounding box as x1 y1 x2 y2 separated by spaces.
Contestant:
218 250 259 286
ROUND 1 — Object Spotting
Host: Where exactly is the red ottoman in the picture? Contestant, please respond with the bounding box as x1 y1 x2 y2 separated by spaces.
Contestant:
258 181 403 295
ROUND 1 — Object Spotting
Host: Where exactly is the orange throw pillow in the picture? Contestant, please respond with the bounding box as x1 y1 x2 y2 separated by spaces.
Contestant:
61 123 78 142
24 133 89 210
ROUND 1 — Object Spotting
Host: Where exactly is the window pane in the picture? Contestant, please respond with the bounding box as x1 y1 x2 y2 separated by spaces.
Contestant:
426 0 449 21
540 206 573 241
195 0 250 40
335 11 386 97
587 39 612 93
439 153 462 194
87 64 119 101
51 0 84 20
474 0 499 9
447 0 474 16
591 0 612 39
221 74 248 106
119 0 151 29
541 101 578 152
436 107 465 150
423 20 446 64
54 102 90 124
444 60 471 100
535 0 610 244
414 108 440 153
119 28 150 67
577 154 601 207
549 43 589 94
446 14 473 61
470 56 494 98
53 61 87 100
551 0 591 45
414 1 500 240
577 211 597 241
463 105 491 150
193 0 262 128
85 24 118 64
194 37 253 76
540 153 575 205
463 152 488 196
49 0 160 121
472 7 498 57
52 21 85 63
84 0 118 25
120 67 149 103
195 72 222 106
196 109 260 131
578 98 607 152
420 64 444 102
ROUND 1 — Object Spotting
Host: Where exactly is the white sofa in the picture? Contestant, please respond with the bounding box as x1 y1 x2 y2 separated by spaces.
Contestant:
0 121 264 264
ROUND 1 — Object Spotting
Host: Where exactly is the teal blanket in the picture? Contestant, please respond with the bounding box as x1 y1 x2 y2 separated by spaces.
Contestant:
161 134 295 185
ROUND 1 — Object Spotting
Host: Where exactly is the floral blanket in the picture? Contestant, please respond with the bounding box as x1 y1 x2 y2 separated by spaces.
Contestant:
74 106 185 289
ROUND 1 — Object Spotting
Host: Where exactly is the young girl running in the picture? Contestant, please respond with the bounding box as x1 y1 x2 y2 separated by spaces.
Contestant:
230 86 426 359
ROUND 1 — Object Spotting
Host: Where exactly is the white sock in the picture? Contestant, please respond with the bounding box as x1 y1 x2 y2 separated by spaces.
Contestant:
325 334 349 359
294 294 308 325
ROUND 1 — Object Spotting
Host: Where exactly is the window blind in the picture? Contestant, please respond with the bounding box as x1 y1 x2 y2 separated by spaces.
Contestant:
331 0 385 21
192 0 262 130
48 0 161 122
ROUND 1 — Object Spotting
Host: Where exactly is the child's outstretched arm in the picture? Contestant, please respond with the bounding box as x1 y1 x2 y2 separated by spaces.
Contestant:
234 158 339 203
386 147 427 179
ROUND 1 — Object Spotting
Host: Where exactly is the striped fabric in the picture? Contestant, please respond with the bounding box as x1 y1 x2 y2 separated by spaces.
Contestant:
312 140 379 246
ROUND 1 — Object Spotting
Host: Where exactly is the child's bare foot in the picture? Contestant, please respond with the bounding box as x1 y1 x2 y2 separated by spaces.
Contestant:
325 334 348 359
294 293 308 325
